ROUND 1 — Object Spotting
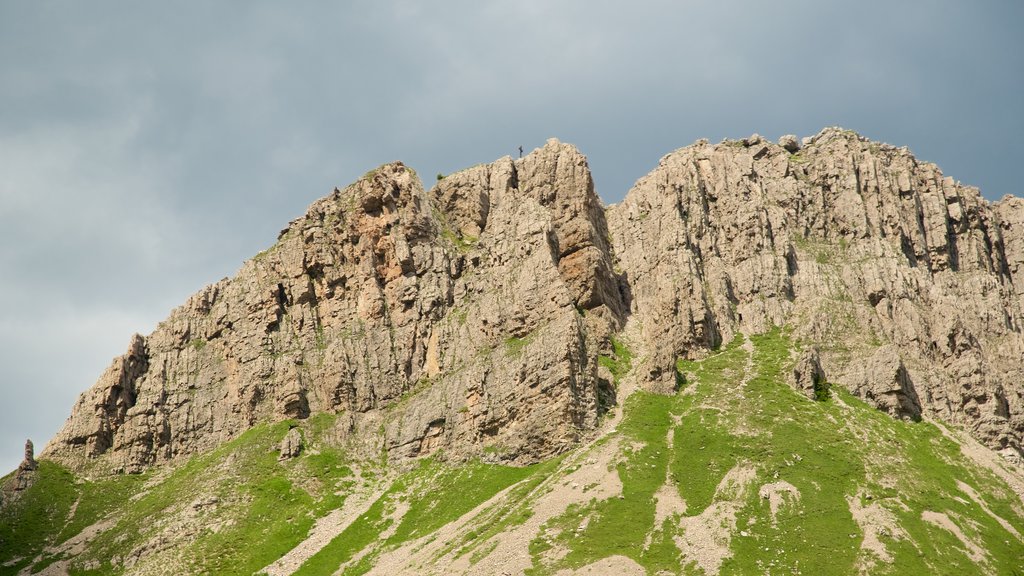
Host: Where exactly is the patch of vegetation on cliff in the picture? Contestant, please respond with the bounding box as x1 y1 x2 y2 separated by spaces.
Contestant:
504 332 536 356
598 336 633 384
440 228 478 253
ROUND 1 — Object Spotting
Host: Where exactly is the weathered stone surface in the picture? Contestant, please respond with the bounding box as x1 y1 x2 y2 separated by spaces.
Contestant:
791 348 826 400
778 134 800 153
838 346 921 420
1 440 39 501
47 142 622 473
21 439 36 472
278 427 303 460
607 127 1024 456
40 128 1024 475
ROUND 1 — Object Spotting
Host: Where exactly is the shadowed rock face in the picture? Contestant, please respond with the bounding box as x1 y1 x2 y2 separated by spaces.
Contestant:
44 130 1024 473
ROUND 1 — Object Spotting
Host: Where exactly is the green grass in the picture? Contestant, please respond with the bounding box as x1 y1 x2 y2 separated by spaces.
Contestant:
2 420 359 576
598 337 633 384
184 425 333 575
449 460 562 562
6 327 1024 575
0 461 79 575
528 328 1024 575
77 423 307 574
295 458 548 575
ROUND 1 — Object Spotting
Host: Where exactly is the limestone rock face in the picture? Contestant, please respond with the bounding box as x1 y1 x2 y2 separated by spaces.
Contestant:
607 127 1024 455
43 129 1024 473
838 346 922 420
790 348 826 400
47 142 622 473
278 427 303 460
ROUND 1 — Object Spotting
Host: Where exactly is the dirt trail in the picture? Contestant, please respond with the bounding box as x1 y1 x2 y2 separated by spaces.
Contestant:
846 491 906 573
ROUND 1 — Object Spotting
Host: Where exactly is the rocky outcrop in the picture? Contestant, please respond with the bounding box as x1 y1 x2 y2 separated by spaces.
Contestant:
838 346 921 420
47 140 622 473
278 427 303 460
791 348 826 400
21 439 36 472
1 440 39 501
607 127 1024 456
40 129 1024 474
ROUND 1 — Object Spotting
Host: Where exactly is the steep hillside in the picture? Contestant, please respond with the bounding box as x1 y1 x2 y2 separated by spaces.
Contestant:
2 130 1023 575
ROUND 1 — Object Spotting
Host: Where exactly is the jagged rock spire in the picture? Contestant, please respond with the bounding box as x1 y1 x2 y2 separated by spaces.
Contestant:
20 439 36 471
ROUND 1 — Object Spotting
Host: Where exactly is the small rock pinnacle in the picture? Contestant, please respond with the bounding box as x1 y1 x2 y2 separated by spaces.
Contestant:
21 439 37 471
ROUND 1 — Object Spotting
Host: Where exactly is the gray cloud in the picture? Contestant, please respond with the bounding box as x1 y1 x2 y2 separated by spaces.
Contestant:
1 0 1021 474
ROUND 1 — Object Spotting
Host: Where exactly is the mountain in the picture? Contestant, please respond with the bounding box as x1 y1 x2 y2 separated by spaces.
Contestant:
2 128 1023 575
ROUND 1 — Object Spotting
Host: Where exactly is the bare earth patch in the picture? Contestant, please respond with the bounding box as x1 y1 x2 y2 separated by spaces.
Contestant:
757 481 799 524
553 554 645 575
653 483 688 528
846 491 905 572
956 480 1022 541
920 510 988 565
647 418 687 546
673 463 757 575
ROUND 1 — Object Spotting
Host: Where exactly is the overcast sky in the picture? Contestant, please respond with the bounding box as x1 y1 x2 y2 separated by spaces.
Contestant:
2 1 1022 475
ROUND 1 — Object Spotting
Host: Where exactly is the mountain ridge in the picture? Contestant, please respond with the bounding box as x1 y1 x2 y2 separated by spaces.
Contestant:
36 128 1024 476
2 128 1023 575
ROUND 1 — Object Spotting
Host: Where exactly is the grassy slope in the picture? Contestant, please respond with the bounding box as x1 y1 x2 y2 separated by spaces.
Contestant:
0 417 357 576
292 458 551 576
0 461 80 575
0 419 553 576
522 329 1024 575
2 329 1022 575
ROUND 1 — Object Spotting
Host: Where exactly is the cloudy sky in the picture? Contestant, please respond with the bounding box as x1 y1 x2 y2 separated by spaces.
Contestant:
2 1 1022 475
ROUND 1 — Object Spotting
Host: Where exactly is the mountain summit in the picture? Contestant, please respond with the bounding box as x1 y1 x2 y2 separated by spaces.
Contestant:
3 130 1023 575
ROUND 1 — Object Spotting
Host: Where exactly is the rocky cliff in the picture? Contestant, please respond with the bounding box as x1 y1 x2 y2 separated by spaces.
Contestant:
44 129 1024 476
6 129 1024 576
609 129 1024 457
47 141 624 474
